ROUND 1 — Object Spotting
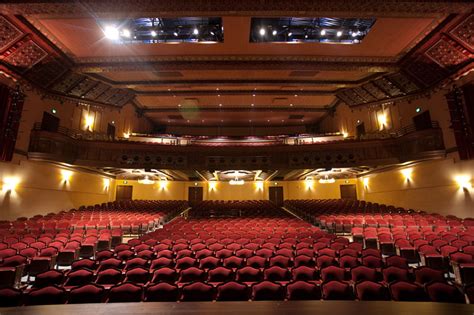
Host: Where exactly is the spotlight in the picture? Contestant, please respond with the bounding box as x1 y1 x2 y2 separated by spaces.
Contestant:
351 32 358 37
259 28 266 36
305 34 309 39
416 107 422 113
151 30 157 37
122 29 131 38
173 31 178 37
104 25 119 40
193 28 199 35
272 30 277 36
320 29 326 36
210 31 215 36
288 32 293 37
337 31 342 37
51 108 57 114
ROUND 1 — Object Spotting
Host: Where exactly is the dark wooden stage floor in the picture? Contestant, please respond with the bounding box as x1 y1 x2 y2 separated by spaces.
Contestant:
1 301 474 315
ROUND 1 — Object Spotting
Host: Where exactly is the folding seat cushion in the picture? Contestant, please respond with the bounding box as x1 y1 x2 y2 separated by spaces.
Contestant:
208 267 234 283
389 281 429 301
145 282 180 302
68 284 105 304
26 286 66 305
125 257 148 270
286 281 321 300
316 255 336 269
339 248 359 258
71 258 96 271
150 257 174 269
246 255 267 268
1 254 27 267
125 267 150 284
322 281 354 300
264 266 291 282
236 266 262 283
321 266 346 282
296 248 315 257
382 266 409 284
178 267 206 283
95 268 123 286
451 252 474 264
195 249 214 260
355 281 390 301
215 249 234 259
137 249 154 260
97 258 123 271
96 250 115 261
0 248 17 259
151 267 177 283
64 269 95 287
107 282 143 303
176 249 193 259
29 257 54 277
34 270 64 288
175 257 196 270
251 281 285 301
339 255 359 269
216 281 250 301
351 266 378 283
414 267 445 285
361 255 384 269
425 281 465 303
181 282 215 301
223 256 245 269
292 266 319 282
0 287 23 307
385 256 409 269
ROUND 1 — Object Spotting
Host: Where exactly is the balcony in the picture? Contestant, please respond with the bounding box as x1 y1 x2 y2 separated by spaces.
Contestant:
28 123 446 170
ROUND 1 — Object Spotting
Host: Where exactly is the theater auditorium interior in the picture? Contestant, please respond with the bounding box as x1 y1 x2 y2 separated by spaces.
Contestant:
0 1 473 314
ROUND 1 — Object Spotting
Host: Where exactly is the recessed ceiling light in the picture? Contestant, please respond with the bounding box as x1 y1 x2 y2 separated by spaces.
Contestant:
252 94 256 97
173 31 178 37
178 104 181 107
151 30 157 37
288 32 293 37
337 31 342 37
305 34 308 39
187 120 190 123
251 104 254 107
320 29 326 36
219 103 222 107
217 94 220 97
272 30 277 36
290 104 293 107
259 28 266 36
294 94 298 97
193 28 199 35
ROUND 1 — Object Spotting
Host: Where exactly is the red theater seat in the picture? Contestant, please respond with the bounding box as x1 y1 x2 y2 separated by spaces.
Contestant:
216 281 249 301
68 284 105 304
251 281 285 301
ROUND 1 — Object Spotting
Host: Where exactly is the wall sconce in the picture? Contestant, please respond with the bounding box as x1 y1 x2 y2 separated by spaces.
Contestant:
255 181 264 191
305 176 314 190
455 175 472 190
103 178 110 190
377 112 387 130
401 169 412 182
363 177 369 188
61 170 73 183
123 132 130 139
208 181 217 191
341 131 349 138
85 115 94 132
159 178 168 190
2 177 20 192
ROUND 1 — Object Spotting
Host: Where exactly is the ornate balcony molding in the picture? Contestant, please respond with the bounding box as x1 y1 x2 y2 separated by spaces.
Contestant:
28 127 446 170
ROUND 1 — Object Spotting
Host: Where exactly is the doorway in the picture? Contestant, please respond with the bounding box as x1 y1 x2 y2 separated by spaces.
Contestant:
413 110 432 131
188 187 204 205
340 184 357 200
356 122 366 139
107 123 116 140
116 185 133 201
269 186 284 207
41 111 60 132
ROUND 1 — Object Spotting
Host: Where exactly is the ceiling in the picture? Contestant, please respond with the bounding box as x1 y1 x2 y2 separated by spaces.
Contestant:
0 0 472 129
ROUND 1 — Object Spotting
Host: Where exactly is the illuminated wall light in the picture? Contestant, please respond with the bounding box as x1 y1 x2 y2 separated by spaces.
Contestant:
123 132 130 139
51 108 57 114
416 107 422 113
61 170 73 183
122 29 131 38
103 178 110 190
159 178 168 190
401 169 412 182
377 112 388 130
2 177 20 192
363 177 369 188
336 31 343 37
272 30 277 36
320 29 326 36
193 28 199 35
85 114 94 132
151 30 157 37
208 181 217 191
455 175 472 190
255 181 264 191
259 28 266 36
305 176 314 190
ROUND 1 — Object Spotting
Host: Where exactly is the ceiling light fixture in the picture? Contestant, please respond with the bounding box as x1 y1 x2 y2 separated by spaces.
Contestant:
104 25 119 40
122 29 131 38
272 30 277 36
336 31 343 37
320 29 326 36
259 28 266 36
151 30 157 37
173 31 178 37
193 28 199 35
138 176 155 185
319 175 336 184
